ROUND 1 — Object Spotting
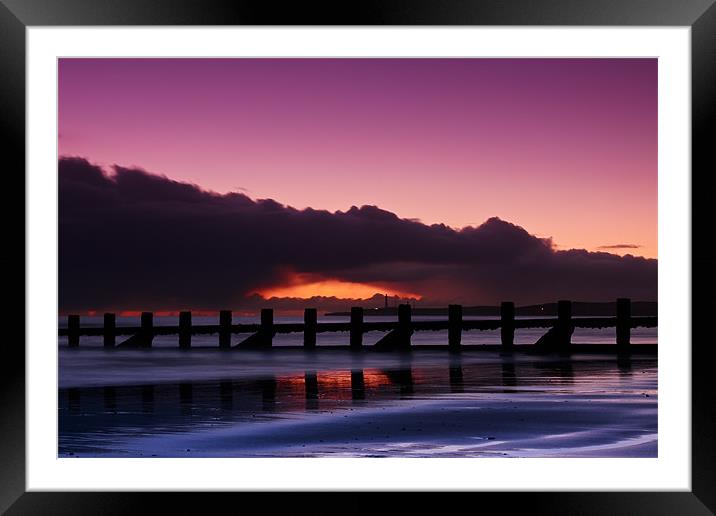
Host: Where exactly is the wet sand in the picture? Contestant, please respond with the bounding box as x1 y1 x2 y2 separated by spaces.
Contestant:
58 349 657 458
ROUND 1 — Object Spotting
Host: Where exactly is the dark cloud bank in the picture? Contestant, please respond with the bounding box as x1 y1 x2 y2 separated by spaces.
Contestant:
598 244 642 250
59 157 657 312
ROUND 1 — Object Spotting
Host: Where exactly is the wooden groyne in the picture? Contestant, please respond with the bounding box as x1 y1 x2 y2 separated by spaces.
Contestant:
59 298 656 352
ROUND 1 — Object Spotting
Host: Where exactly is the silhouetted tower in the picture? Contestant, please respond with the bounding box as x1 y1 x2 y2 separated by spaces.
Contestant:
384 294 388 309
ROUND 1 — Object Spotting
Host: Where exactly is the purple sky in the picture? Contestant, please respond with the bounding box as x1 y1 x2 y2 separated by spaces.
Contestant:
59 58 657 259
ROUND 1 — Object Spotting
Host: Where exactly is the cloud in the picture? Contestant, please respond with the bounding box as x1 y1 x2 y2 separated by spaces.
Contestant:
598 244 642 250
59 157 657 311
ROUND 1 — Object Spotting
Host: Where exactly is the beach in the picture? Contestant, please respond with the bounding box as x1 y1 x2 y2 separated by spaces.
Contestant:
59 348 657 458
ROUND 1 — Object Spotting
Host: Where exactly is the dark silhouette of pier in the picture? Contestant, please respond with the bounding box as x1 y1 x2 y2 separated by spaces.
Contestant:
60 298 656 353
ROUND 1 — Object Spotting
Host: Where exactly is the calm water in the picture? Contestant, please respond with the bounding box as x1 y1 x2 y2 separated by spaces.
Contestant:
58 347 657 458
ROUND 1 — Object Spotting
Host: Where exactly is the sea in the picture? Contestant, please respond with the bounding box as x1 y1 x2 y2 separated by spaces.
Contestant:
58 315 657 458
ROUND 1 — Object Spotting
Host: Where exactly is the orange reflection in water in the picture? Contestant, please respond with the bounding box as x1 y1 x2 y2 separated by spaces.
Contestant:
318 369 393 389
275 369 393 391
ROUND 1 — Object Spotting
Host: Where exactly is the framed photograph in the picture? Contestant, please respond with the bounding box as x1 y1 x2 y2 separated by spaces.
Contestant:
5 0 714 513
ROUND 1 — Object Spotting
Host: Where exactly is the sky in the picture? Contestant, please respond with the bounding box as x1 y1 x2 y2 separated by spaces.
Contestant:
57 58 657 311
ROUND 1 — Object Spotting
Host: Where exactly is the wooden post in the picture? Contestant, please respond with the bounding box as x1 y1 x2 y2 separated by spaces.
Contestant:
235 309 274 349
179 311 192 349
448 304 462 348
501 301 515 349
350 307 363 348
260 308 274 347
219 310 232 348
398 303 412 348
398 304 411 326
68 314 80 347
557 300 572 349
375 304 413 349
140 311 153 348
103 313 116 348
304 308 317 348
616 298 631 348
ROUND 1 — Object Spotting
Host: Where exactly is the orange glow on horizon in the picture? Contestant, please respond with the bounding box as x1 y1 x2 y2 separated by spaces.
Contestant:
256 278 421 301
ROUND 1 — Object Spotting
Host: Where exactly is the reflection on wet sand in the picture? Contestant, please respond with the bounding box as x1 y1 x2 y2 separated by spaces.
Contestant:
103 386 117 412
617 355 633 378
68 388 80 414
219 380 233 410
141 384 154 413
304 371 319 411
59 357 657 457
350 370 365 401
179 383 193 404
260 378 277 411
501 362 517 388
532 360 574 385
179 383 193 416
449 364 464 393
384 369 414 397
60 359 627 419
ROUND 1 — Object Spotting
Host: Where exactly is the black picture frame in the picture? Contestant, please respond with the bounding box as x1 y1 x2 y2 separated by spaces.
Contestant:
3 0 714 513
